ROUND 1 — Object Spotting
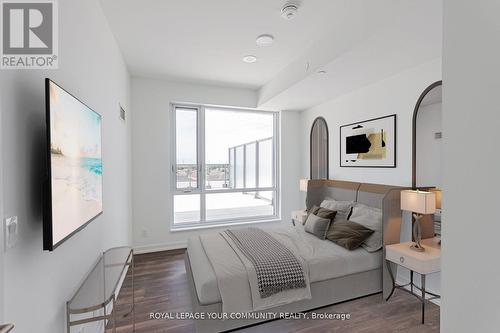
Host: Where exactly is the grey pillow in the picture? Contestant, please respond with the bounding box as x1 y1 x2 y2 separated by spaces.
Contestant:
305 205 337 225
320 199 354 222
304 213 331 239
349 203 383 252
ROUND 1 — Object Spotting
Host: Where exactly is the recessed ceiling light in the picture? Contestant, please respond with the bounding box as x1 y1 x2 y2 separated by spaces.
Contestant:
281 3 299 20
256 34 274 46
317 70 327 75
242 55 257 63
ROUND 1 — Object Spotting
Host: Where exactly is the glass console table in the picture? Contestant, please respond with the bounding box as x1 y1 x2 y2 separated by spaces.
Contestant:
66 246 135 333
0 324 14 333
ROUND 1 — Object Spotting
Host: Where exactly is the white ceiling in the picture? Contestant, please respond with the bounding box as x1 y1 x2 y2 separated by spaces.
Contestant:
259 1 443 111
101 0 349 89
100 0 443 110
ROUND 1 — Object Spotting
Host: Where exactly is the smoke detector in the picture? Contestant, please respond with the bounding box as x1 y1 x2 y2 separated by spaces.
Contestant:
281 3 299 20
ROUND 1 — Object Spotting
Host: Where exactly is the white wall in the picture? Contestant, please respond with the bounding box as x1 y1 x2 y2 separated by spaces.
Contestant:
0 0 132 332
416 102 443 188
131 77 301 252
299 58 441 186
442 1 500 332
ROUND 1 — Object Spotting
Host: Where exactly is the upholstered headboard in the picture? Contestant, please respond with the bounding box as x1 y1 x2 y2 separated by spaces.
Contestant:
305 179 407 300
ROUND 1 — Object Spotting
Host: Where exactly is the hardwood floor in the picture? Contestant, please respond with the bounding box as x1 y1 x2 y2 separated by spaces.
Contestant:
112 250 439 333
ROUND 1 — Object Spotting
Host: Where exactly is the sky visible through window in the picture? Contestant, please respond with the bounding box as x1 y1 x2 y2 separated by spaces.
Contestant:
176 108 273 164
206 108 273 164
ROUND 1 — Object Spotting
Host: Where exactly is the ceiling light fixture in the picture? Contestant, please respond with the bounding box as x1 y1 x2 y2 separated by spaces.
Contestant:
242 55 257 63
256 34 274 46
281 3 299 20
317 70 327 75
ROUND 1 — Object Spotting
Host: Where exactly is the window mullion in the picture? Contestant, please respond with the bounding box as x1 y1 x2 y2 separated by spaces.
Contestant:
274 112 280 216
243 144 246 189
199 106 206 222
170 105 176 225
255 140 259 197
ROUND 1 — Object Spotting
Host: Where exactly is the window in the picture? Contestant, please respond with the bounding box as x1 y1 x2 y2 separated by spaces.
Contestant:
171 105 279 228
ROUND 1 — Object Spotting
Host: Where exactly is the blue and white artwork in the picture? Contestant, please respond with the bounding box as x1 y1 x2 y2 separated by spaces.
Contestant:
49 81 102 244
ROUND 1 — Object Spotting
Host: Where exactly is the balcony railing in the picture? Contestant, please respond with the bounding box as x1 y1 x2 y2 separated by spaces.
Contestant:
175 137 273 193
228 137 272 192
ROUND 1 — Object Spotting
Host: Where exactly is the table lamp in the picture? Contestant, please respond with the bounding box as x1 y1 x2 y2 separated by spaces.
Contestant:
430 188 442 210
401 190 436 252
300 179 309 209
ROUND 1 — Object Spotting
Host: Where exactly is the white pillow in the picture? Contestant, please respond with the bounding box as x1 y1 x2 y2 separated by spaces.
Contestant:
349 203 383 252
320 199 354 222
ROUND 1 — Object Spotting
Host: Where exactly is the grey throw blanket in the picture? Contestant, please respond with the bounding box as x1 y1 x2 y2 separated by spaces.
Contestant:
225 227 306 298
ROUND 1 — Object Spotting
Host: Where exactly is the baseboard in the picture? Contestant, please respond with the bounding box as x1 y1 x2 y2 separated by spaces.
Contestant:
133 241 187 254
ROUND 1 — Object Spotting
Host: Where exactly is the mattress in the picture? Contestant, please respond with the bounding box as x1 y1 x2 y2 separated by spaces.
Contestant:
187 226 382 305
187 236 221 305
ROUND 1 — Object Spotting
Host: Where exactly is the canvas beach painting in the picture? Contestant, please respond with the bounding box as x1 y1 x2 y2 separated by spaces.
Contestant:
340 114 396 167
49 81 103 245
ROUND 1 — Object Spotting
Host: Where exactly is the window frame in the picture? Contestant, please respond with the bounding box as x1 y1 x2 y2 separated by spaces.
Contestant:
170 103 280 230
172 105 201 191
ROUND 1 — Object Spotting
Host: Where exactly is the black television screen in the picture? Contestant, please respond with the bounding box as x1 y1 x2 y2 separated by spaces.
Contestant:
43 79 103 251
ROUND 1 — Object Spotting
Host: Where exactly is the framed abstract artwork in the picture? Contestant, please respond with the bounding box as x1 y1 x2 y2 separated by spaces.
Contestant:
340 114 396 168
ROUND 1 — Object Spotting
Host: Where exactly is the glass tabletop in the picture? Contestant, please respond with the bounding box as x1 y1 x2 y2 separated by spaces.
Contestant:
68 246 132 312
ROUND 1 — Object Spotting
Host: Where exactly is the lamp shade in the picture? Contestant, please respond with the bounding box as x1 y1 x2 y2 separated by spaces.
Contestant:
401 190 436 214
299 179 309 192
430 188 442 209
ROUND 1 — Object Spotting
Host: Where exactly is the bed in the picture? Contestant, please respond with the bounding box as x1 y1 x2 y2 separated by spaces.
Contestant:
185 180 407 333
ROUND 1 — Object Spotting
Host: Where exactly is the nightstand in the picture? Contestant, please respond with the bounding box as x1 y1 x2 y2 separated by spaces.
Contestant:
385 238 441 324
291 210 307 226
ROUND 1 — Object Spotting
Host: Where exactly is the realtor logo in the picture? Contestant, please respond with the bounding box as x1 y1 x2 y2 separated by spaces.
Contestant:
1 0 58 69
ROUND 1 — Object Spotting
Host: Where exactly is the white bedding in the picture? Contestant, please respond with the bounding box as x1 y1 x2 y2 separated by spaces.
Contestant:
293 223 382 282
187 225 382 306
201 228 311 313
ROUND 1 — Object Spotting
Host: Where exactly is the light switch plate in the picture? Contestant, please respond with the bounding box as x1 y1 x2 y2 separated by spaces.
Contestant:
5 216 18 249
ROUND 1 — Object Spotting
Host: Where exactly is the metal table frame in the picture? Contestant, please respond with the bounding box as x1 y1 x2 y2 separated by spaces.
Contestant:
386 260 440 324
66 247 135 333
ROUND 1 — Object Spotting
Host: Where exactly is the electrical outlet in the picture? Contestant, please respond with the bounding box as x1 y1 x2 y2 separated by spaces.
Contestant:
5 216 18 249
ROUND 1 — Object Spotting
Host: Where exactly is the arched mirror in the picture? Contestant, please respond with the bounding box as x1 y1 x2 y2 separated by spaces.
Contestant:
310 117 329 179
412 80 442 239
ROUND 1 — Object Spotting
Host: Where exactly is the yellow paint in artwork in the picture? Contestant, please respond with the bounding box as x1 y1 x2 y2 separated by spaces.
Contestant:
358 132 387 160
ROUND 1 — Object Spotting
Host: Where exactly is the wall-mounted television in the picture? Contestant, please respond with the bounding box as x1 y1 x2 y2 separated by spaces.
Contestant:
43 79 103 251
